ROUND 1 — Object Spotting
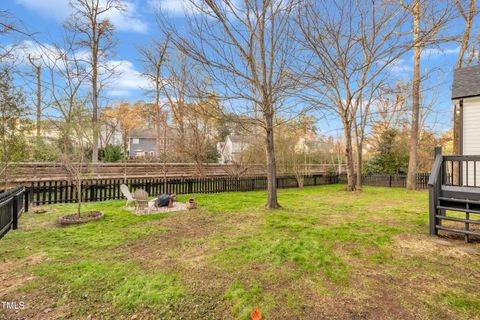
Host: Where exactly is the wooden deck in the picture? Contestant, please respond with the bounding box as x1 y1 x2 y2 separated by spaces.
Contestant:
429 147 480 242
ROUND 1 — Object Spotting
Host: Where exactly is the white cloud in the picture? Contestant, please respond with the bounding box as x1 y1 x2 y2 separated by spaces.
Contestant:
423 46 460 57
14 0 147 33
14 0 68 20
6 40 61 67
389 58 413 76
107 1 148 33
148 0 242 17
9 40 149 97
104 59 151 96
148 0 201 16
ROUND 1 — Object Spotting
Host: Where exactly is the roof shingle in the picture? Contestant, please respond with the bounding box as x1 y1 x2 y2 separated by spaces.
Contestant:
452 65 480 100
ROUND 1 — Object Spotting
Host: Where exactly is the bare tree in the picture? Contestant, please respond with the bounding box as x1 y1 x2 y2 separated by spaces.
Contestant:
27 53 42 138
66 0 125 162
160 54 222 176
60 105 92 218
403 0 453 190
298 0 410 191
0 10 28 62
140 38 170 184
43 37 90 153
159 0 304 208
456 0 478 68
140 39 169 155
352 82 383 188
370 82 409 132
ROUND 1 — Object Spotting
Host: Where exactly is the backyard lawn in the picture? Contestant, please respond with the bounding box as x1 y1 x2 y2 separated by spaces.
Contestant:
1 185 479 319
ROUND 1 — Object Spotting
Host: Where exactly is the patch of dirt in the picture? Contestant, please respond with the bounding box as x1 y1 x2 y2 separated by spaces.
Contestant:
0 253 46 276
0 275 36 297
393 233 480 258
0 253 47 299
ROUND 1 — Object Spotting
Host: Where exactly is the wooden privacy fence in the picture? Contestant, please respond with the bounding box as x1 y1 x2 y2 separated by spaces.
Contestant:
6 162 346 183
24 173 429 207
0 186 26 239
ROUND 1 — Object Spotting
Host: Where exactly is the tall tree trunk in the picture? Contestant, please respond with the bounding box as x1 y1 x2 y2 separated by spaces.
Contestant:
122 130 128 156
265 117 280 209
91 48 99 163
35 65 41 139
343 119 356 191
407 0 420 190
356 139 363 188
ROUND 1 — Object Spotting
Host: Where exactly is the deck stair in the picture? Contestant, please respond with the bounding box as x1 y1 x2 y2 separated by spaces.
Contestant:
429 147 480 242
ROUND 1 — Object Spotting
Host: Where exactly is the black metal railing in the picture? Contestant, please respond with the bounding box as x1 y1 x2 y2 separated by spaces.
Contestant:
0 186 26 239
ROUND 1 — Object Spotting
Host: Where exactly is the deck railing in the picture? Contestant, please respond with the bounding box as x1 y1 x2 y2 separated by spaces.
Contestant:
0 186 26 239
429 146 480 241
442 155 480 188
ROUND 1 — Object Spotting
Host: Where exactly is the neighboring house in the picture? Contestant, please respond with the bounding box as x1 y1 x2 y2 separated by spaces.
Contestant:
22 119 59 141
217 134 253 163
100 122 122 147
128 127 175 158
452 65 480 155
294 137 327 154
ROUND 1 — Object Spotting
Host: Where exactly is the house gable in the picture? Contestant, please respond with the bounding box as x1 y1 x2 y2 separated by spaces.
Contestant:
452 65 480 100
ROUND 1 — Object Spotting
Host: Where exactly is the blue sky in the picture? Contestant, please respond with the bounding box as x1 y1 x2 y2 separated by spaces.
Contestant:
1 0 467 136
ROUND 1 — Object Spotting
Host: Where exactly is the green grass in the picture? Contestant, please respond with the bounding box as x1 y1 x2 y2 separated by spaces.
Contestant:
1 185 479 319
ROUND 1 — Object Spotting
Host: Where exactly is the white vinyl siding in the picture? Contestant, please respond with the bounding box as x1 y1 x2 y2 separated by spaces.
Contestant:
463 98 480 155
462 97 480 186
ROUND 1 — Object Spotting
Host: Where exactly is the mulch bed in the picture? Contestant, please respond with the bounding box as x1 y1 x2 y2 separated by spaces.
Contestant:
58 211 104 225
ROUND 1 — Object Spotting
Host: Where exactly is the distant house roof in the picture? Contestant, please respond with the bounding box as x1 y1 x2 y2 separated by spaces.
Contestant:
130 128 157 139
452 65 480 100
130 127 176 139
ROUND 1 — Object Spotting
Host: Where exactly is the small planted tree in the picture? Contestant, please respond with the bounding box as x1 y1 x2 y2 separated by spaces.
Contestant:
58 105 103 224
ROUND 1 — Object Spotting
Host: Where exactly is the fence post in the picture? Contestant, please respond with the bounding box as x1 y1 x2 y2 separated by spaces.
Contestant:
90 181 95 202
146 180 151 195
12 193 18 230
389 175 392 188
24 188 29 213
188 179 193 194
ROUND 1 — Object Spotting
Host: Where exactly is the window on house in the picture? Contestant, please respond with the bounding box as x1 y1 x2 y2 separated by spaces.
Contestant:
132 138 139 144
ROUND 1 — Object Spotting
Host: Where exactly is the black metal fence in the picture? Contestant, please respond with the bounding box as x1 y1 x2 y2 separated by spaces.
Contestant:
25 175 339 206
0 186 26 239
356 173 429 189
21 173 429 207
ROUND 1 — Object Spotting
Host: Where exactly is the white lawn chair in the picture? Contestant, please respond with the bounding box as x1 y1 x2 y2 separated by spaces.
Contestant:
120 184 135 206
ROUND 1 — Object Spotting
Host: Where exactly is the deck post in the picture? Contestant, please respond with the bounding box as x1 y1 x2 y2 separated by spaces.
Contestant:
429 146 443 235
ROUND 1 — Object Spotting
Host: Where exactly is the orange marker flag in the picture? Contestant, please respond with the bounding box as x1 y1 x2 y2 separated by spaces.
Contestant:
251 306 262 320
